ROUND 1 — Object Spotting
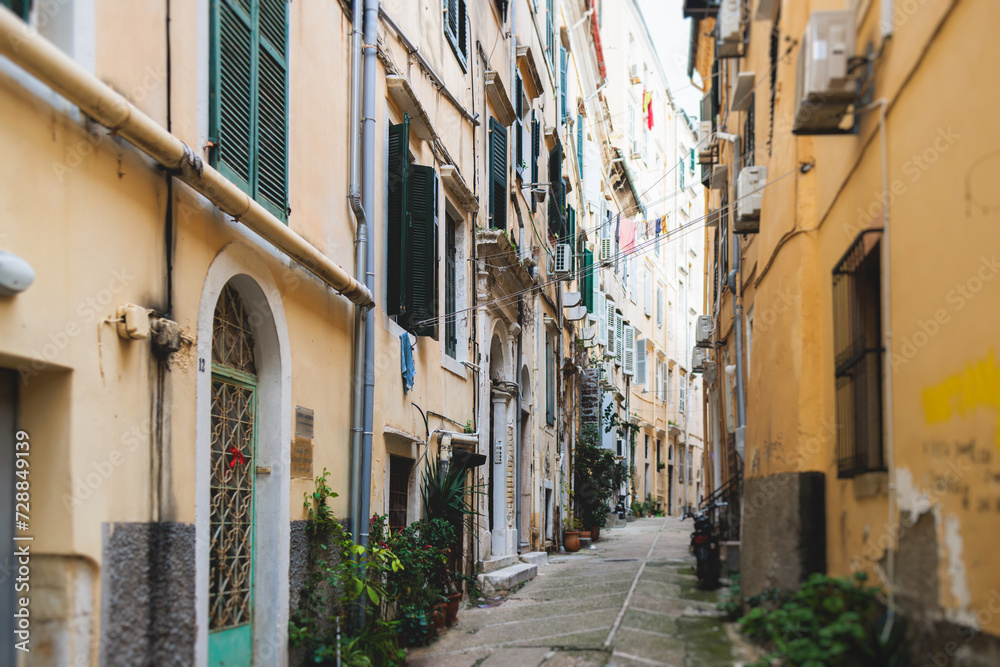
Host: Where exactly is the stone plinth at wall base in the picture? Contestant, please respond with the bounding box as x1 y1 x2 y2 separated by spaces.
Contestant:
579 536 593 549
723 541 740 577
519 551 548 567
478 562 538 594
741 471 826 599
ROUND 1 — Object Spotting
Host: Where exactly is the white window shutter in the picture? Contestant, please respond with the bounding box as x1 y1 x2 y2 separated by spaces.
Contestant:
606 299 616 350
624 325 635 376
598 291 607 343
644 269 652 316
615 313 625 364
636 339 646 384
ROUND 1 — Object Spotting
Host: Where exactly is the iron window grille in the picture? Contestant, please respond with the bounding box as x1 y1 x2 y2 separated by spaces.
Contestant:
833 229 885 478
388 456 413 533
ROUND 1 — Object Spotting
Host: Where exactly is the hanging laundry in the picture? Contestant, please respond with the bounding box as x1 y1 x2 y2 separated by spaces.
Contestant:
620 217 637 252
647 96 654 130
400 332 415 393
642 88 650 112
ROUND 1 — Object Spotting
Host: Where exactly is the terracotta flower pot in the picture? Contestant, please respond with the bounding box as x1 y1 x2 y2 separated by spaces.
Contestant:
430 602 448 634
446 592 462 625
589 526 600 541
563 530 581 552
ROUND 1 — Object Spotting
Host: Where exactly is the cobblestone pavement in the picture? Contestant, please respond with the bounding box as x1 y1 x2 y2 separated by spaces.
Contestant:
406 516 751 667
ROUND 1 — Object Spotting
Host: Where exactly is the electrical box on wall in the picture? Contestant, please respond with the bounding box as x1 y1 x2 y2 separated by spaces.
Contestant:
793 10 858 134
696 315 713 347
697 121 715 163
735 166 767 233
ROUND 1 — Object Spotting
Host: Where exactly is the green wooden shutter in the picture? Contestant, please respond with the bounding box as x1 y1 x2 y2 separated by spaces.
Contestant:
546 0 555 71
531 117 540 185
515 75 523 178
445 218 457 357
404 166 439 338
545 335 554 425
547 142 561 236
582 249 594 313
567 205 576 259
386 116 410 316
213 0 254 192
488 117 507 230
2 0 31 20
577 113 583 179
559 46 567 123
256 0 288 218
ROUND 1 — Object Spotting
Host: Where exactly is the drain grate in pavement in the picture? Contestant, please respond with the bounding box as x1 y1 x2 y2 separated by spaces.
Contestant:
596 558 638 563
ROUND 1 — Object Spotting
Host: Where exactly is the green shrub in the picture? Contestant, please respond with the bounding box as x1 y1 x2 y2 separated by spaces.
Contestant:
738 572 907 666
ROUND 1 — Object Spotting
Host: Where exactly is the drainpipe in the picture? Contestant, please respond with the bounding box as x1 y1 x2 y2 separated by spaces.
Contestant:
0 7 373 307
715 133 747 457
358 0 380 551
348 0 366 551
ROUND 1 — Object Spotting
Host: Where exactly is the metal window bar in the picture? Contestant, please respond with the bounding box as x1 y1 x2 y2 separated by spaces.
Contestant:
742 92 755 169
388 456 412 533
833 229 885 478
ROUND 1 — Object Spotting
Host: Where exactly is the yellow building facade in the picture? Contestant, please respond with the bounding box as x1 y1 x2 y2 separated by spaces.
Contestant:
694 0 1000 659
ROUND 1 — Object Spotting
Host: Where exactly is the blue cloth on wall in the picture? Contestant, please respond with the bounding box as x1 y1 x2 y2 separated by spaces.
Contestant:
400 332 415 393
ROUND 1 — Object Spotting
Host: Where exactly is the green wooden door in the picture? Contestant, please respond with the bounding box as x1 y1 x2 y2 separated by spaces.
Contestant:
208 284 260 665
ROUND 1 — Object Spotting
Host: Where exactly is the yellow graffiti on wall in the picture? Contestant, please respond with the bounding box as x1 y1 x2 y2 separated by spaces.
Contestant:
922 350 1000 449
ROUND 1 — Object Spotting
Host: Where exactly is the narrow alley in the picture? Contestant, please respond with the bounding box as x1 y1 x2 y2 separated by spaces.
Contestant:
408 517 745 667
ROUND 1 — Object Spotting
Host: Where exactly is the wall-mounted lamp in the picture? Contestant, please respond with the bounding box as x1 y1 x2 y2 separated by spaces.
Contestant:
0 251 35 296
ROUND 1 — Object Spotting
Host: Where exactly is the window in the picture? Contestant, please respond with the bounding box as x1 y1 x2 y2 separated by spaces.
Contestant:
742 92 756 168
689 148 695 174
559 46 568 124
488 116 508 231
531 117 541 193
667 367 673 406
656 439 662 466
548 142 564 238
833 230 884 478
678 447 685 482
493 0 509 20
1 0 30 20
679 376 686 413
546 0 555 72
545 333 556 426
644 435 649 460
515 75 524 179
388 456 413 533
444 0 468 70
679 157 685 190
211 0 289 220
656 285 663 328
387 116 439 337
687 447 693 483
445 214 458 358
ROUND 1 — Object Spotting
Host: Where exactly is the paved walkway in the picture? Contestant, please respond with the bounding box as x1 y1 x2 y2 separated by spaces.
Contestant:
407 516 747 667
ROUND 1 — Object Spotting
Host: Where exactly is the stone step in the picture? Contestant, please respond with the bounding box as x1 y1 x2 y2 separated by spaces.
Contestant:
518 551 547 567
478 562 538 593
479 555 519 573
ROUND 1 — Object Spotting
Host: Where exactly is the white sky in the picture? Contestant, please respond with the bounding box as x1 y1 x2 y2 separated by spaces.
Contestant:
635 0 704 121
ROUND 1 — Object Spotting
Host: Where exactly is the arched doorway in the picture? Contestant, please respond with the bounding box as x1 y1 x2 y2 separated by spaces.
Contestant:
195 244 292 667
208 284 258 664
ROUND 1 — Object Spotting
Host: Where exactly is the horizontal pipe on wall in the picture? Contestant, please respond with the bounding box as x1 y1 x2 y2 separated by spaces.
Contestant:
0 7 374 307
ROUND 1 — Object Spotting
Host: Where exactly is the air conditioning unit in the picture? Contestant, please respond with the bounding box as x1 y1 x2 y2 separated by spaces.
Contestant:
697 121 715 163
630 139 642 159
554 243 572 274
629 64 641 84
599 237 613 262
695 315 712 347
735 166 767 233
717 0 743 58
793 10 857 135
691 347 707 373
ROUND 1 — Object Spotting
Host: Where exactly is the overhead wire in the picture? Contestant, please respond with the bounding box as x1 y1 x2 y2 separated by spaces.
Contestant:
420 164 798 329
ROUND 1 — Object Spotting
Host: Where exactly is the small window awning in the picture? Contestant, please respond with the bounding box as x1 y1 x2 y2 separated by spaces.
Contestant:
516 44 543 101
386 75 436 142
452 449 487 469
441 165 479 212
485 70 516 127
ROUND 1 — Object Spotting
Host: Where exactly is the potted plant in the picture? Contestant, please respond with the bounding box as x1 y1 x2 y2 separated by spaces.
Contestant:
563 516 583 552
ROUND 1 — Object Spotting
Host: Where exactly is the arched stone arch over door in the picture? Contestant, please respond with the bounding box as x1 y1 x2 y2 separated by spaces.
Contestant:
195 244 291 667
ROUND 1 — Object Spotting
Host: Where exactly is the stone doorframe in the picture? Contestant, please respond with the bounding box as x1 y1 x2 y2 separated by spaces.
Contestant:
195 243 292 666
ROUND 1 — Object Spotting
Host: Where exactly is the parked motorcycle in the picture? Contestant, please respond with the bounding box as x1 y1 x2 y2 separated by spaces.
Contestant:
682 506 722 589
